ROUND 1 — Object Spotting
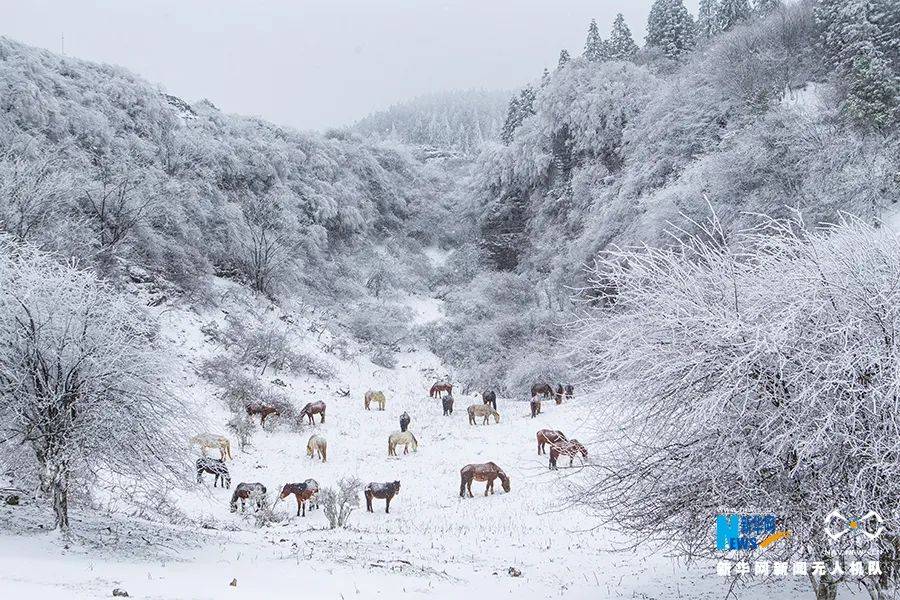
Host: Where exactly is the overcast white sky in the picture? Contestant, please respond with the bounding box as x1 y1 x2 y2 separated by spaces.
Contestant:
2 0 699 131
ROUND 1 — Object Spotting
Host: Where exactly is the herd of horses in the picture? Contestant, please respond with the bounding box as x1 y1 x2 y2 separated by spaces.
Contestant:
191 379 584 516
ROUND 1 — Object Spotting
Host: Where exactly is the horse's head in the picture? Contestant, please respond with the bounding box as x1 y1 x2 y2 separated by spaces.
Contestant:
571 439 587 457
392 481 401 494
500 472 511 493
493 411 501 423
279 484 293 499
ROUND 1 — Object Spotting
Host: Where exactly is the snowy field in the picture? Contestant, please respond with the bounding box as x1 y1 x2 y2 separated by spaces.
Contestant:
0 284 847 599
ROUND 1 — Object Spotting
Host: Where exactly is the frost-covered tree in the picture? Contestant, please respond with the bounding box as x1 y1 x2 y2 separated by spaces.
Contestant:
558 49 571 69
646 0 697 60
584 19 607 62
753 0 781 15
717 0 752 32
499 86 537 144
816 0 900 128
574 215 900 600
607 14 639 60
698 0 722 39
541 68 551 87
0 240 188 531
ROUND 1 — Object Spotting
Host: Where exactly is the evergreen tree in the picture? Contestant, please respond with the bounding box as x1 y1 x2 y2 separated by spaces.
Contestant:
585 19 606 62
607 13 639 60
698 0 722 39
717 0 752 32
753 0 781 15
646 0 697 60
541 68 551 87
558 49 570 68
499 86 538 144
816 0 899 128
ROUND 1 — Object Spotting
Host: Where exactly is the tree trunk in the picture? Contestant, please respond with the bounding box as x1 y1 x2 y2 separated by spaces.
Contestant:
50 463 70 531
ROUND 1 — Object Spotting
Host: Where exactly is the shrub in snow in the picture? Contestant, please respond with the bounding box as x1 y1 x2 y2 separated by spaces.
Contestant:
320 477 362 529
227 414 258 452
573 214 900 599
347 303 413 346
370 346 398 369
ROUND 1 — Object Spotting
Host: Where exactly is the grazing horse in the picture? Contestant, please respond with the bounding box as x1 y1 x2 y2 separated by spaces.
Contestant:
564 384 574 400
279 480 319 516
196 457 231 488
430 382 453 398
554 384 565 405
245 402 280 424
399 411 411 432
467 404 500 425
365 481 400 513
549 439 588 469
530 398 542 418
230 482 267 513
482 390 497 410
459 462 511 497
191 433 233 461
531 383 554 399
299 401 326 424
307 434 327 462
442 394 454 416
364 390 386 411
388 431 418 456
536 429 567 455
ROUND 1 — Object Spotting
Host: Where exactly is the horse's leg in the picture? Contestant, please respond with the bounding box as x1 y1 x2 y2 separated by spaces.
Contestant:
320 410 325 423
366 490 373 512
385 496 391 514
459 477 466 498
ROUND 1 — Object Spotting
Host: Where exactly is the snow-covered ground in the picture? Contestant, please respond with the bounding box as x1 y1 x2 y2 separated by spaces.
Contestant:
0 281 840 599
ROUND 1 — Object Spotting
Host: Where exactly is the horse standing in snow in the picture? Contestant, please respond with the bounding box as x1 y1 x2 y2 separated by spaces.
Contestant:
191 433 233 461
365 481 400 513
531 383 554 400
299 400 326 424
536 429 567 455
430 381 453 398
230 482 267 513
467 404 500 425
196 457 231 488
554 384 565 405
279 480 319 516
549 439 588 469
307 434 327 462
482 390 497 410
564 384 574 401
388 431 418 456
530 398 542 418
245 402 280 424
364 390 386 411
399 411 411 432
442 394 454 416
459 462 510 497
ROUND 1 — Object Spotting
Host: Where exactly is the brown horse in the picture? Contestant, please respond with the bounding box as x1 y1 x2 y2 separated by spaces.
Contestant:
442 394 454 416
549 439 588 469
531 383 553 399
246 402 280 424
530 398 542 418
536 429 567 455
564 384 574 400
554 384 565 405
399 411 411 432
430 382 453 398
230 482 267 512
459 462 511 497
279 480 319 516
299 401 326 424
365 481 400 513
482 390 497 410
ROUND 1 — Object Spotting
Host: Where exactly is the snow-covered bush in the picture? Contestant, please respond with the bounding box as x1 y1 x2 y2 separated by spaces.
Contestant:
227 414 258 452
573 214 900 599
320 477 362 529
347 303 413 345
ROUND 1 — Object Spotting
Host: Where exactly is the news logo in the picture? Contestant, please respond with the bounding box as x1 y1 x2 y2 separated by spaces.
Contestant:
716 514 790 551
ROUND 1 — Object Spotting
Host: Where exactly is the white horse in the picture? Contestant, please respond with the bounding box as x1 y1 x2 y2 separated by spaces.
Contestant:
191 433 232 460
364 390 386 411
467 404 501 425
388 430 418 456
307 434 327 462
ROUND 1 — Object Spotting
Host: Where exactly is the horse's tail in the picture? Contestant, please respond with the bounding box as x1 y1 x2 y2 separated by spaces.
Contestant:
229 490 239 511
411 433 418 450
224 439 232 460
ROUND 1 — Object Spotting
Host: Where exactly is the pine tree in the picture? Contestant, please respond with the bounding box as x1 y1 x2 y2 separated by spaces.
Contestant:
585 19 606 62
753 0 781 15
558 49 570 69
607 13 639 60
698 0 722 39
646 0 697 60
499 86 538 144
717 0 752 32
541 68 551 87
816 0 899 128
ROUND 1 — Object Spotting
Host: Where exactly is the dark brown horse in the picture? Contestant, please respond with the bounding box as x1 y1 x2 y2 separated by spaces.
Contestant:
554 384 565 405
549 439 588 469
430 382 453 398
299 401 326 424
279 480 319 516
399 411 411 432
482 390 497 410
459 462 511 497
530 397 542 418
536 429 567 455
365 481 400 513
531 383 553 399
196 457 231 488
564 384 574 400
442 394 454 416
246 402 280 424
230 482 267 512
